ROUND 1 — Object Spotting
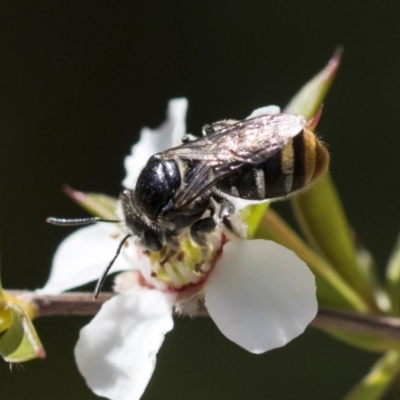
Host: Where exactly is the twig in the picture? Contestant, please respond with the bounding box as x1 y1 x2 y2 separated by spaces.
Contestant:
6 290 400 342
7 291 113 316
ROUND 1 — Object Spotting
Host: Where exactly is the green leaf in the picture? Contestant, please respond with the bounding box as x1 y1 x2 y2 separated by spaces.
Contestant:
0 237 44 361
343 351 400 400
0 302 45 362
256 209 369 312
386 233 400 315
285 47 342 118
292 175 378 311
326 329 400 353
244 50 342 236
355 242 390 313
285 48 378 310
63 185 118 219
241 202 270 239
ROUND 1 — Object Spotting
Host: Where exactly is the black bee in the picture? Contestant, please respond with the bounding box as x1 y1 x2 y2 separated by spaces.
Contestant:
48 113 329 297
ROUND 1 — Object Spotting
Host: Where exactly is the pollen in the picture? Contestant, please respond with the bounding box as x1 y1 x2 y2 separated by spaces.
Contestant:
146 230 224 290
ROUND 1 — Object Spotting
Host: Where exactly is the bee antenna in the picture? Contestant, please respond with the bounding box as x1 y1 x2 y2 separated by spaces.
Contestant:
46 217 121 226
93 234 132 300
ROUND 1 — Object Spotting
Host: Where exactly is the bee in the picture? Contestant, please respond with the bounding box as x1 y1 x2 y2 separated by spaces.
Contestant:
48 113 329 297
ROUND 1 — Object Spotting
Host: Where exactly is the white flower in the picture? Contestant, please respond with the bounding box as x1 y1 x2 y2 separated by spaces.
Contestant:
42 99 317 400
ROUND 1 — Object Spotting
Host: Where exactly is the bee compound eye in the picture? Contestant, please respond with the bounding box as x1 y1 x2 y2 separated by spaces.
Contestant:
135 159 180 220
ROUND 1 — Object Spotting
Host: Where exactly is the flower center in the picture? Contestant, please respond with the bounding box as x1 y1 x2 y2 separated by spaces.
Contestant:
147 230 224 290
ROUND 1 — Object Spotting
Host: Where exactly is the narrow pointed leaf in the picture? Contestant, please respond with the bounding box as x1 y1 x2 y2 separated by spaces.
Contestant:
63 185 118 219
285 47 342 118
285 48 377 309
0 302 45 362
387 234 400 315
343 351 400 400
291 175 378 310
327 330 400 353
257 215 400 350
256 209 369 312
355 241 389 313
241 203 269 239
245 50 341 235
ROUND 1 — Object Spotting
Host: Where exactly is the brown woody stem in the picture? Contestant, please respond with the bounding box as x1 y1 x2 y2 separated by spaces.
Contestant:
6 290 400 341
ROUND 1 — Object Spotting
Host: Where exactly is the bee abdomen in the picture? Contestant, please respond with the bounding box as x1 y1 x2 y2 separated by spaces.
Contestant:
291 129 329 191
217 129 329 200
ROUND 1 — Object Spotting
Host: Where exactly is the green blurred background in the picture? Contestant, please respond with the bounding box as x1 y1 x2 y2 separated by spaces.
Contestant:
0 1 399 399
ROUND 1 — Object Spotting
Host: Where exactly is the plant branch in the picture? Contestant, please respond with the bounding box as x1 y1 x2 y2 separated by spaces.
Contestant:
7 290 400 342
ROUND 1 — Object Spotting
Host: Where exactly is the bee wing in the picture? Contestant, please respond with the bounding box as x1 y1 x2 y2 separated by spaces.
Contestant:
172 161 216 208
163 114 306 164
163 114 306 208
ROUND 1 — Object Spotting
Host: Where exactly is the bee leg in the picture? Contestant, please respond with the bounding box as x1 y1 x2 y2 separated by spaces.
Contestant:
190 217 217 248
209 195 234 222
165 233 180 249
221 213 246 241
211 196 246 240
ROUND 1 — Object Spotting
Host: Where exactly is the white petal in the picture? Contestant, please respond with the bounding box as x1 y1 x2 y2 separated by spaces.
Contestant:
247 105 280 118
204 240 317 354
40 224 136 294
75 290 175 400
123 98 188 188
224 193 270 211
